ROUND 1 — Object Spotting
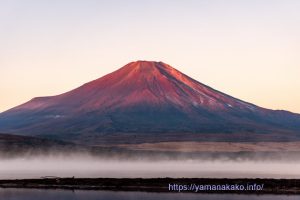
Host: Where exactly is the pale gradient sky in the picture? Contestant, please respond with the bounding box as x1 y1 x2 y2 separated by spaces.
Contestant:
0 0 300 113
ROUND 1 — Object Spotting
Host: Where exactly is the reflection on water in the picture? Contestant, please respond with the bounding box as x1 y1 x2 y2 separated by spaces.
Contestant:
0 189 299 200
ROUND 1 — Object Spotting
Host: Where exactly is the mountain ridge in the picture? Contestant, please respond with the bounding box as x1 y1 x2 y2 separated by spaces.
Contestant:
0 61 300 144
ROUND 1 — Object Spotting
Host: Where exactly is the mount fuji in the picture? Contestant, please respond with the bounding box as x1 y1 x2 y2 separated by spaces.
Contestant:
1 61 300 144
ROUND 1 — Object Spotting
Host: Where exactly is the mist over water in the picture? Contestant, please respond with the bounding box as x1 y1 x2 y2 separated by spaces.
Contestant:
1 153 300 179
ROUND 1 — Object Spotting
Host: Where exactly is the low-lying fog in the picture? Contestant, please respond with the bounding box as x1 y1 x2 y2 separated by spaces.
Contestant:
1 153 300 179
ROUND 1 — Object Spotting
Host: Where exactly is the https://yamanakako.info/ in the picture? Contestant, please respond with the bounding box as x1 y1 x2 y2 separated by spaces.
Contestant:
169 183 264 192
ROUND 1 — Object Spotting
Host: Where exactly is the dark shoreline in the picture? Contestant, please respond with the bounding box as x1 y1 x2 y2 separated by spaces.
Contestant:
1 178 300 194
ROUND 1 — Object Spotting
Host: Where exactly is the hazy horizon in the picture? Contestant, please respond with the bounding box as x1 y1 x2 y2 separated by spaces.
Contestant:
1 0 300 113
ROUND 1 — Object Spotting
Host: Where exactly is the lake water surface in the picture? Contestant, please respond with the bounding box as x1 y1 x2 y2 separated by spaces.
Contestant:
0 189 300 200
0 189 299 200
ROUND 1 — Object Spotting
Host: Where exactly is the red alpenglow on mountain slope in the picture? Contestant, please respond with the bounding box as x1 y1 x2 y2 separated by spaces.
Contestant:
0 61 300 143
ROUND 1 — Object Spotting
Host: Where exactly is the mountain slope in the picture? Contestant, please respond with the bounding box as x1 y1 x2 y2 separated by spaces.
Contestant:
0 61 300 143
0 133 81 157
